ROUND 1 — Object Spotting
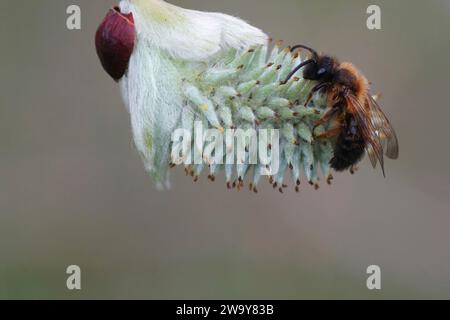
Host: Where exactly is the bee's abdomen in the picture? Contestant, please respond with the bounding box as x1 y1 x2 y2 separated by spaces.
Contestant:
330 114 366 171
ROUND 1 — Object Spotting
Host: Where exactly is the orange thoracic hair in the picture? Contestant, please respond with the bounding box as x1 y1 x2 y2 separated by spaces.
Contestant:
339 62 369 103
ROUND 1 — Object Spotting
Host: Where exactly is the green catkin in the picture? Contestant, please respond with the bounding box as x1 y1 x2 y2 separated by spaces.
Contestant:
223 48 238 65
267 97 291 109
259 63 281 85
286 79 306 100
297 122 313 143
252 83 280 104
229 48 257 69
251 165 263 192
225 164 234 186
203 66 242 85
216 86 238 100
283 141 295 169
275 155 288 192
238 106 256 124
256 107 275 120
173 44 335 191
278 107 296 120
183 84 223 131
268 42 281 62
247 46 266 73
281 123 298 145
279 54 296 80
217 105 234 128
237 80 259 95
301 142 315 183
291 148 302 189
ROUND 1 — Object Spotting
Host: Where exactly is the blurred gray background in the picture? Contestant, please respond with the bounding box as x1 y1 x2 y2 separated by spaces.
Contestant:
1 0 450 299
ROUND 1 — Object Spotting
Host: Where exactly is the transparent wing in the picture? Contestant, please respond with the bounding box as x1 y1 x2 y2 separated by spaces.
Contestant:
367 95 399 160
345 94 386 176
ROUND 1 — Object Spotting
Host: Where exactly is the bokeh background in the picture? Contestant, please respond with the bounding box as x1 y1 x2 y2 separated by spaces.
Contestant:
1 0 450 299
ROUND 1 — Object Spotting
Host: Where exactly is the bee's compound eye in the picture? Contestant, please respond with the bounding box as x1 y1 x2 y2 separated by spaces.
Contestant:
317 68 327 76
302 63 318 80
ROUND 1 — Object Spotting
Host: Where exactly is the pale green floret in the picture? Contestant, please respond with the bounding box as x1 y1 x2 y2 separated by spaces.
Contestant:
297 122 313 144
176 44 335 192
237 80 259 95
256 107 275 120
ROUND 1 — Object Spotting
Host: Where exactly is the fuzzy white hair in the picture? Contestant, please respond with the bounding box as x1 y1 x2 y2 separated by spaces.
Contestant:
122 0 268 60
118 0 268 188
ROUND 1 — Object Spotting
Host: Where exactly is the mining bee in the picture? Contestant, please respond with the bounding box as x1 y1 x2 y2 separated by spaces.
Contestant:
285 44 399 175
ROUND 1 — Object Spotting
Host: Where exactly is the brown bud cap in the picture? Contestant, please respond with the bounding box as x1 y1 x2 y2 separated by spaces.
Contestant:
95 6 136 81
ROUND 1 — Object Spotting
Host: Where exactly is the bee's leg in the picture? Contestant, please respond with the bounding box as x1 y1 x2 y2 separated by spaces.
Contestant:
313 105 340 128
304 82 329 107
314 126 340 140
350 166 359 175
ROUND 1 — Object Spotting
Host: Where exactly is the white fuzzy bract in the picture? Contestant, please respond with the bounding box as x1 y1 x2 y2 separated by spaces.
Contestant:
118 0 269 188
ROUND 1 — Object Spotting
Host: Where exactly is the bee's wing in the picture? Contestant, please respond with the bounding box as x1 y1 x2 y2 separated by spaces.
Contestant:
366 143 379 169
367 95 399 160
346 94 386 176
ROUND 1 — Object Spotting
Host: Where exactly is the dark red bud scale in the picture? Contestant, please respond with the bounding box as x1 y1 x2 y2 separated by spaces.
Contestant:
95 6 136 81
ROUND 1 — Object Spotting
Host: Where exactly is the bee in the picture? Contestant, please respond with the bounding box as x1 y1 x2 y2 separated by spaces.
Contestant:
284 44 399 176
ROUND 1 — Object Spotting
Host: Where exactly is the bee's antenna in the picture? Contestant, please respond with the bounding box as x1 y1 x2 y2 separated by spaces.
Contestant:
283 59 315 83
290 44 319 60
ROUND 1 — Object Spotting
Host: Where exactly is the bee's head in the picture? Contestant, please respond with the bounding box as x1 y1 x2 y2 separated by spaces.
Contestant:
303 55 336 82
